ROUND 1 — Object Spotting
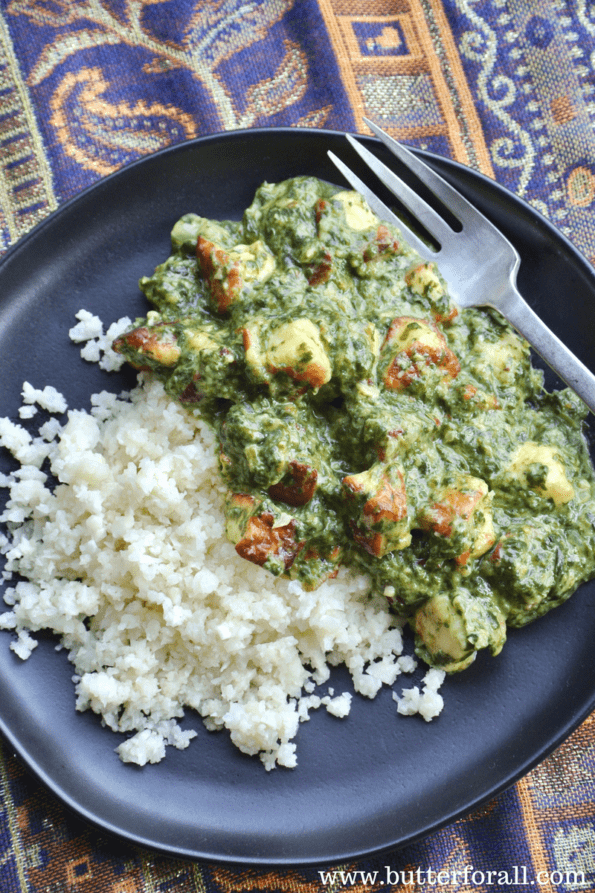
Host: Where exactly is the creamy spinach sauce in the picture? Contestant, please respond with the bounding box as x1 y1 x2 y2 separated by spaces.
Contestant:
114 176 595 672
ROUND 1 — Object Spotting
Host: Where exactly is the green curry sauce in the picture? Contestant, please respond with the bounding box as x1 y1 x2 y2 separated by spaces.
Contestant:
113 177 595 672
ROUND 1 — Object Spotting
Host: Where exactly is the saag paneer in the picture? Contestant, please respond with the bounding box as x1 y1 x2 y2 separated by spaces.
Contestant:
113 177 595 672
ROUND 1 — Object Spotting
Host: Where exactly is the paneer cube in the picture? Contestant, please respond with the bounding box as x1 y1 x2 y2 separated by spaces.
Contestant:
266 319 331 388
360 225 400 264
224 493 300 572
472 331 528 385
242 320 267 382
112 320 181 370
415 593 477 672
183 328 220 355
332 190 379 231
343 461 410 557
414 590 507 672
405 262 444 299
418 475 496 565
268 460 318 507
235 514 300 571
381 316 460 390
306 249 333 287
405 262 458 323
196 237 239 313
232 240 276 284
196 237 275 313
505 442 575 505
244 318 332 390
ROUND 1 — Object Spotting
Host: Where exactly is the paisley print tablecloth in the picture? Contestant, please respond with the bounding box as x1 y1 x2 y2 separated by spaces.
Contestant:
0 1 594 890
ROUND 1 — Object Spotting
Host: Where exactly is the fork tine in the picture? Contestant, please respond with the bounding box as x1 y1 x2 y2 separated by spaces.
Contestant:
327 151 433 260
344 134 457 248
363 118 491 228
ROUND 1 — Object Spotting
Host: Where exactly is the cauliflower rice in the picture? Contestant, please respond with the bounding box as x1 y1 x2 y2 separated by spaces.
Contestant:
0 313 444 770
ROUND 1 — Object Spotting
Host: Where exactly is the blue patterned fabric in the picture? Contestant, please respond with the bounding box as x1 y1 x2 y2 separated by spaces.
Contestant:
0 1 594 889
444 0 595 263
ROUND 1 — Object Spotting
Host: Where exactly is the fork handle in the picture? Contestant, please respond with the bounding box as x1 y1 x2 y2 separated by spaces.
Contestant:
498 284 595 415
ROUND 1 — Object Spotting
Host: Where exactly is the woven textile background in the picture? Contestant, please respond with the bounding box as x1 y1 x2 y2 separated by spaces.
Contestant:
0 1 594 891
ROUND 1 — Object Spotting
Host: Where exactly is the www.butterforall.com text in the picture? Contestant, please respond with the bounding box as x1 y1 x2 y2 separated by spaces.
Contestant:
318 864 585 887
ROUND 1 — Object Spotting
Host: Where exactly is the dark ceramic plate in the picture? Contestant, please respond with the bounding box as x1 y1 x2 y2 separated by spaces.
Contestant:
1 129 594 867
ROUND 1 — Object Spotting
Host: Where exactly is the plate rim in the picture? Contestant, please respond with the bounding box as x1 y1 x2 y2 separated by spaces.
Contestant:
3 125 593 283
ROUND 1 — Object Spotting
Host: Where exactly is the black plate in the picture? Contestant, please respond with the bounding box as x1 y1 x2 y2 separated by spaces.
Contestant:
1 128 595 867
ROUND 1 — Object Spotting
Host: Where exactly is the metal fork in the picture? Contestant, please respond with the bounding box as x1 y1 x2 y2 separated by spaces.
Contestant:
328 118 595 414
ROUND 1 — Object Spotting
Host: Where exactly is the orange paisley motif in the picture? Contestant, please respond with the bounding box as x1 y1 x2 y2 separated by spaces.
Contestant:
49 67 197 175
9 0 308 134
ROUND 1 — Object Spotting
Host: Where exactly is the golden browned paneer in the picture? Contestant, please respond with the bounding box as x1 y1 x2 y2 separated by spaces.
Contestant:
343 462 410 557
359 225 400 265
243 318 332 390
314 197 328 229
418 475 496 566
225 492 301 570
306 249 333 287
381 316 460 391
196 237 240 313
112 322 181 370
235 513 301 570
405 261 443 299
197 237 275 313
419 478 486 538
225 493 341 588
241 321 266 381
268 460 318 507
